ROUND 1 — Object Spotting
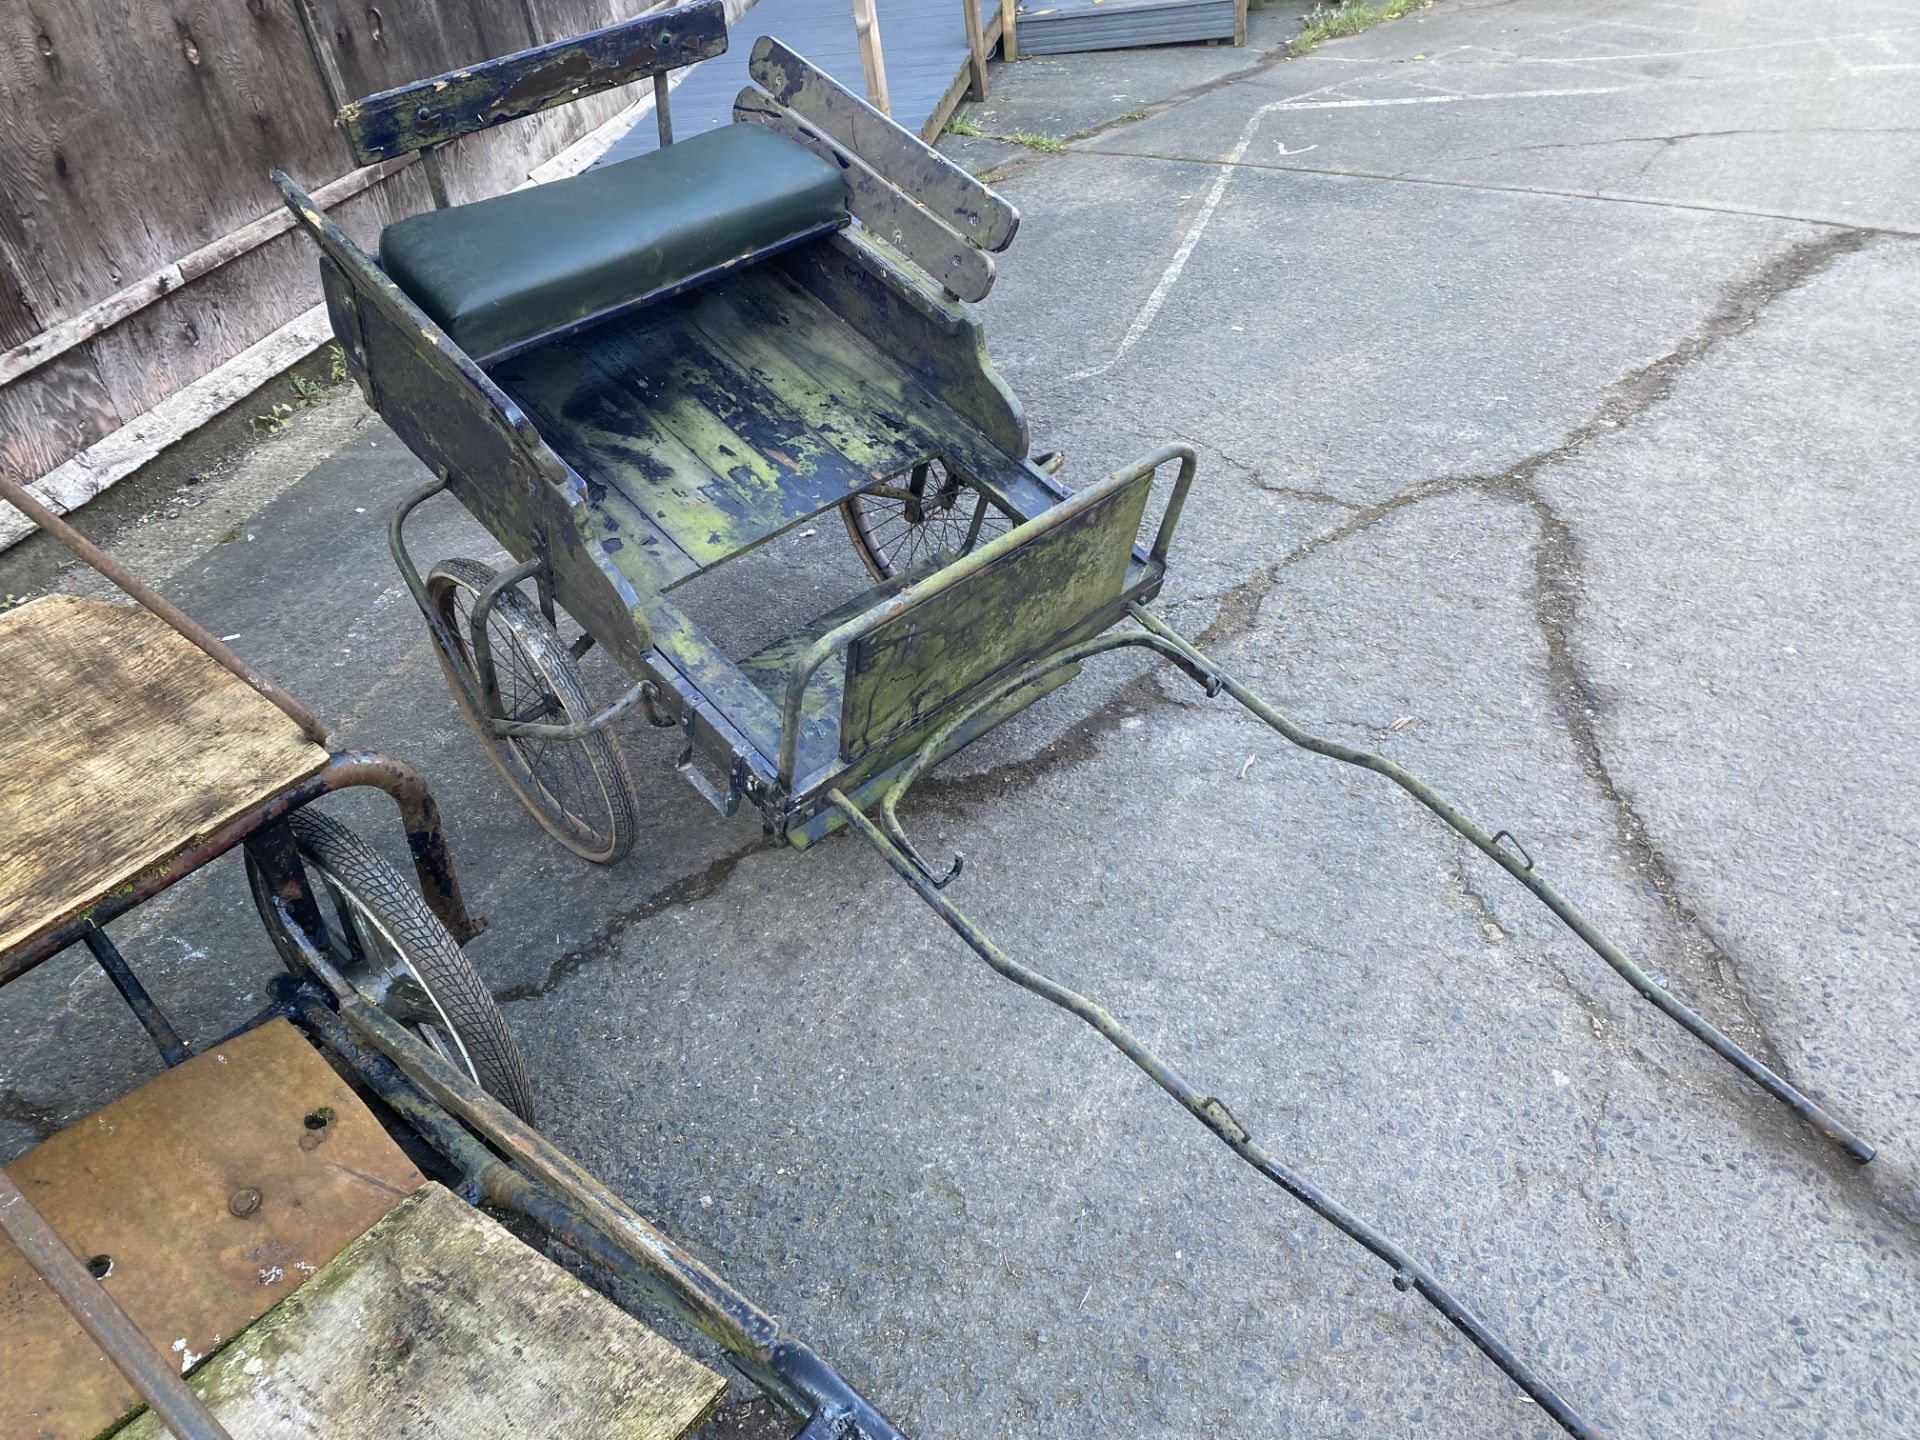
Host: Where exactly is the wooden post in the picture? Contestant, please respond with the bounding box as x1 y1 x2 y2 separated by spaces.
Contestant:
961 0 988 102
852 0 891 116
1000 0 1018 63
653 72 675 146
1233 0 1247 45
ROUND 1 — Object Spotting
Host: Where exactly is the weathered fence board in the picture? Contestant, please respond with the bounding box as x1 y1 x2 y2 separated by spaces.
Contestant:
0 0 696 542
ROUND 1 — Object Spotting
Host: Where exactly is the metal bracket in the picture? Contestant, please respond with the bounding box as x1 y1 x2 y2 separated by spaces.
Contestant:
1490 829 1535 870
677 710 744 817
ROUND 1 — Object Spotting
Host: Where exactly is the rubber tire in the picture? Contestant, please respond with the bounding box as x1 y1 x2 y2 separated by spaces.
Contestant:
426 557 637 865
246 808 537 1122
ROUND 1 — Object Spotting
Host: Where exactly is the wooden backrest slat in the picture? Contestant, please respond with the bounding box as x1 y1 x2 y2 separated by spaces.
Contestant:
747 36 1018 253
336 0 728 165
733 87 994 303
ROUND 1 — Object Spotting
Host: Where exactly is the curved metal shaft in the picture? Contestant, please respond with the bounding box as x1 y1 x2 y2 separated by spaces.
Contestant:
1125 605 1875 1165
873 610 1874 1166
831 789 1604 1439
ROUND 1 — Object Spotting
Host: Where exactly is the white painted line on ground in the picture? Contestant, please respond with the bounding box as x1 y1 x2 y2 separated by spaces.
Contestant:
1069 81 1644 382
1068 80 1353 382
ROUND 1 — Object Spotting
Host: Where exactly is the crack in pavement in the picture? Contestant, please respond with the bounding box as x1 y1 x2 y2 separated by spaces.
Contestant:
493 837 776 1004
1175 231 1875 1071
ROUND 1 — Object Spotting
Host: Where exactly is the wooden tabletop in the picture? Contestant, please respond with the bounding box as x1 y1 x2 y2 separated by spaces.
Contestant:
0 594 329 958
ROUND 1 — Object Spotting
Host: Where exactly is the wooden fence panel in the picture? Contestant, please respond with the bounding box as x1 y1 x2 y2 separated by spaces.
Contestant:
0 0 343 324
293 0 539 105
0 0 688 519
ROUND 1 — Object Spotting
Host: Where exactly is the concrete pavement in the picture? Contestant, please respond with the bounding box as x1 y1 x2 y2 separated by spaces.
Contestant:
5 1 1918 1436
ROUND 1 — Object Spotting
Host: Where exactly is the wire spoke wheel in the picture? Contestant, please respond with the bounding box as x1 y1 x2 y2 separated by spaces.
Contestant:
246 809 536 1121
426 558 636 865
841 458 1014 582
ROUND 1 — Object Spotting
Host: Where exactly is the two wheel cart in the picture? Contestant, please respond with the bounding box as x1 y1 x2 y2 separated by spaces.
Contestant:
273 5 1875 1436
4 3 1879 1437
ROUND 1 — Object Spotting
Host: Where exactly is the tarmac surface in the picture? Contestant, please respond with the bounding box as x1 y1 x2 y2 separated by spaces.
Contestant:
5 2 1917 1437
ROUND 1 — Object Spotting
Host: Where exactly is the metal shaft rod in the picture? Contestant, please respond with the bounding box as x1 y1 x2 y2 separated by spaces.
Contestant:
830 789 1604 1440
0 474 328 747
278 949 909 1438
1129 605 1876 1165
0 1169 234 1440
84 930 190 1066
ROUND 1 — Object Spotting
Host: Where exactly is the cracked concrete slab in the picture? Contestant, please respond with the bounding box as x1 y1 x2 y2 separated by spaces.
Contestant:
5 1 1917 1436
1077 0 1920 233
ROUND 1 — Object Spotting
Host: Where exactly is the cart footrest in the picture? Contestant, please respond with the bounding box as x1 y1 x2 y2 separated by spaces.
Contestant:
737 551 954 780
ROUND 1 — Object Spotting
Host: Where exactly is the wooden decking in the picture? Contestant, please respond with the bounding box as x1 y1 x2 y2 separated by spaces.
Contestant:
0 595 329 958
601 0 1000 163
117 1184 726 1440
2 1020 423 1440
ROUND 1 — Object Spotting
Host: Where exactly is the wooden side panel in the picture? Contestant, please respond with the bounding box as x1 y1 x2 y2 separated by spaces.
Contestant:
686 265 1048 518
1 1019 423 1440
118 1184 726 1440
840 470 1154 760
284 176 656 674
780 230 1028 460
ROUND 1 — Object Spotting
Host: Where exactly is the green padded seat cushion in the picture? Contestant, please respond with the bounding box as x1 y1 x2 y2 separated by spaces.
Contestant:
378 123 847 358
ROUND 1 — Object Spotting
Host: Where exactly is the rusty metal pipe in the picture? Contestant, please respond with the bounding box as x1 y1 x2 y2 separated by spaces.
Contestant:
0 1169 234 1440
1 751 480 986
1129 605 1877 1165
0 473 328 747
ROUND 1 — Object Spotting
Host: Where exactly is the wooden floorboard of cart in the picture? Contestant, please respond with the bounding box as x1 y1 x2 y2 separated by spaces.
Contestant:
0 595 328 958
115 1182 726 1440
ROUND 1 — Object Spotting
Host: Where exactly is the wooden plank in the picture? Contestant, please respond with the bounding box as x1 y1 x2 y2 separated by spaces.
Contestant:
850 0 892 114
733 88 995 302
840 469 1154 760
1002 0 1019 61
779 229 1028 458
118 1184 726 1440
962 0 988 102
335 1 729 164
686 267 1054 523
493 338 716 578
1 1019 423 1440
504 313 880 567
0 156 415 390
0 0 342 328
748 36 1019 252
300 0 538 118
0 595 328 957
